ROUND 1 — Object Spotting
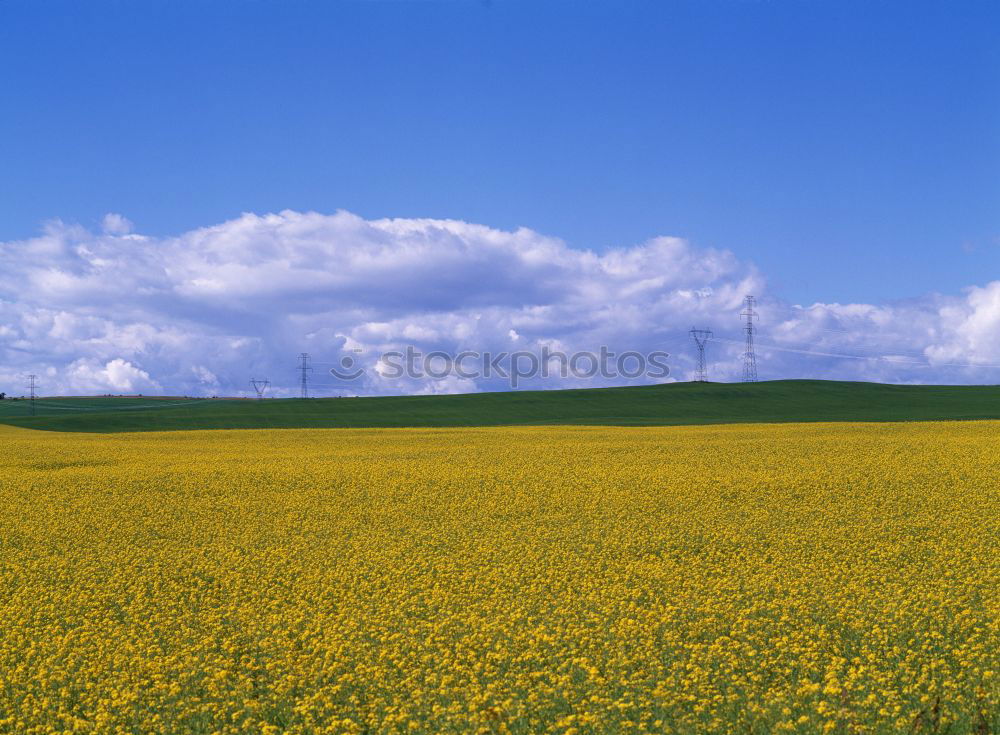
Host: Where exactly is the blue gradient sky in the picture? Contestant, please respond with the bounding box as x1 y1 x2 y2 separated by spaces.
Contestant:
2 0 997 306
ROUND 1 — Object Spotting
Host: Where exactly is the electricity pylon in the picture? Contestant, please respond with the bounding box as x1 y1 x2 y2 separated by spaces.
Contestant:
250 378 270 400
741 295 758 382
689 328 713 382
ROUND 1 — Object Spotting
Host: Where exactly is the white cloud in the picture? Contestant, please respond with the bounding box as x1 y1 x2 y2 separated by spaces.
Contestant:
101 213 134 236
413 375 480 395
0 209 998 396
925 282 1000 366
192 365 219 386
64 359 160 394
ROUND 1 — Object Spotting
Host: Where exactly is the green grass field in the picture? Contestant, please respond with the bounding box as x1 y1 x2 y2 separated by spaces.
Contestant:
1 379 998 432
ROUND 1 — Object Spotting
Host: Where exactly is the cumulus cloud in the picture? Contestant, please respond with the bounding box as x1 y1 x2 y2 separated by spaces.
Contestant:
0 209 997 397
101 213 134 236
64 358 160 394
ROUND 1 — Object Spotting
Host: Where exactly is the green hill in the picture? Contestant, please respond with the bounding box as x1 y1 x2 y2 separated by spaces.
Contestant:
1 380 998 433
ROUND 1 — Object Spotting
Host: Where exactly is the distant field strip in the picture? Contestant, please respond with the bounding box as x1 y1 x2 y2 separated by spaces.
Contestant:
2 380 1000 432
0 422 998 733
23 398 225 413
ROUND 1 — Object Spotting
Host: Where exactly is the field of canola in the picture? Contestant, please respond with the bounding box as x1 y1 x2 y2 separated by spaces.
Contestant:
0 421 998 734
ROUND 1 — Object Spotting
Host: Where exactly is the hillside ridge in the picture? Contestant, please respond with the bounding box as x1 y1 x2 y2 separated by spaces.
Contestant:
1 379 998 433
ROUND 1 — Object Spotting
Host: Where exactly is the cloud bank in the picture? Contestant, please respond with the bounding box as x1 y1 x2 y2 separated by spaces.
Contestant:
1 210 998 397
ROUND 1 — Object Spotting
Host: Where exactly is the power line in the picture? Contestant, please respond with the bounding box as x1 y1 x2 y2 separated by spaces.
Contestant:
297 353 312 399
741 295 758 382
710 336 1000 370
689 328 713 382
754 303 933 346
754 333 936 362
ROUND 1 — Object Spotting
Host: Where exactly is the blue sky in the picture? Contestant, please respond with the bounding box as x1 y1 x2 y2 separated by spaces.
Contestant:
3 0 997 304
1 1 999 394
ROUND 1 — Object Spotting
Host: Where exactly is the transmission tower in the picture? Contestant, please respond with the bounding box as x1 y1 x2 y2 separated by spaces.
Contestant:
26 374 37 416
250 377 270 400
741 295 758 382
297 353 312 399
689 328 713 382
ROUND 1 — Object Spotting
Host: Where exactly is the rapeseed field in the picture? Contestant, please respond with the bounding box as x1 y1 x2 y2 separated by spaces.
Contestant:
0 422 997 734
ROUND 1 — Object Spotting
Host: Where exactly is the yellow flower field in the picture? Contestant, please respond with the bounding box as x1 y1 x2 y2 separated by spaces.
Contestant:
0 421 997 734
